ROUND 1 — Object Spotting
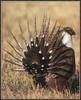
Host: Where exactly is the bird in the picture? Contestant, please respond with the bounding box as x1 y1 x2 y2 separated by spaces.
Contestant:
4 16 76 91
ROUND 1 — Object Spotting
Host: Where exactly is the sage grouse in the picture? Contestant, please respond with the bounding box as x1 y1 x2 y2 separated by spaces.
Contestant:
4 17 76 91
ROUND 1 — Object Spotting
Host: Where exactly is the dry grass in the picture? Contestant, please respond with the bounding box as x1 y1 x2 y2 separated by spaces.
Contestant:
1 1 80 99
1 61 80 99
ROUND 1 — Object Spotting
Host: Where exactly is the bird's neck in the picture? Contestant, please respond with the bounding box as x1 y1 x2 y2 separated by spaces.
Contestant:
62 31 73 48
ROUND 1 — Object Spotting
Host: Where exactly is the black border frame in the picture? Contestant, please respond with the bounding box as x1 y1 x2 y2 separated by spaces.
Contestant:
0 0 80 100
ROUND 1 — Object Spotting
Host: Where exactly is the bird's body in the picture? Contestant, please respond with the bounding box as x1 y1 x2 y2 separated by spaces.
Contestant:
22 25 76 89
46 27 76 90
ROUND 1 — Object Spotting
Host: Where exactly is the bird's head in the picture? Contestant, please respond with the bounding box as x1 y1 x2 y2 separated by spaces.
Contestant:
62 27 76 36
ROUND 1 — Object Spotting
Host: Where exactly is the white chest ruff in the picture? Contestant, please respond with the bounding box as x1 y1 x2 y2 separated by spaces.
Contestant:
62 31 72 48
